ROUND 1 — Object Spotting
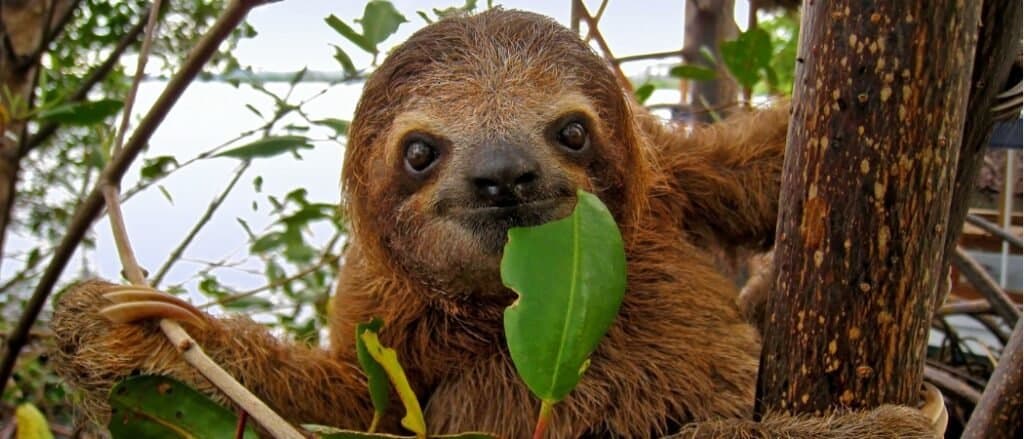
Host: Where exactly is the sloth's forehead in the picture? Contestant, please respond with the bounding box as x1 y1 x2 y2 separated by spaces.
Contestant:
395 91 598 138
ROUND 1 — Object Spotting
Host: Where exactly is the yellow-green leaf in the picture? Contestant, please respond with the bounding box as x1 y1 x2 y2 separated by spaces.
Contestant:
356 317 390 431
305 424 495 439
360 331 426 438
15 403 53 439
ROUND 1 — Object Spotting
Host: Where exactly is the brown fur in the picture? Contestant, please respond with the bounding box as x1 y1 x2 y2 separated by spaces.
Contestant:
51 9 935 438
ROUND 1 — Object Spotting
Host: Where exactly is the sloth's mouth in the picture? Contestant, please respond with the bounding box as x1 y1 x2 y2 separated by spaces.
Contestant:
453 197 576 253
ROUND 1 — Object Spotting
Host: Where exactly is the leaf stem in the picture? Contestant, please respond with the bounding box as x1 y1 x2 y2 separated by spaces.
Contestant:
532 401 554 439
368 412 381 433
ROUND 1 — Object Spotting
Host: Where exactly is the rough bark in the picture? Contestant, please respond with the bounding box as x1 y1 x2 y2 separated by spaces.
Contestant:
961 320 1023 439
932 0 1022 311
682 0 738 122
756 1 982 416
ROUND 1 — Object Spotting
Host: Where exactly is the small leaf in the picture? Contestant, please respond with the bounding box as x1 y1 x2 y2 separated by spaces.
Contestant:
359 330 426 437
108 375 258 438
157 185 174 205
720 27 773 89
15 403 53 439
215 135 313 160
356 318 390 428
501 190 626 404
251 232 284 253
141 156 179 180
633 83 655 104
326 14 376 54
38 99 123 126
221 296 273 311
669 64 717 81
315 118 351 137
332 45 358 76
289 67 308 86
359 1 408 45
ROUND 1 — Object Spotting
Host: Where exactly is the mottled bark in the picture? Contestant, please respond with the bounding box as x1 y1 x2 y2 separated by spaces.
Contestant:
961 320 1023 439
756 1 982 416
933 0 1022 311
682 0 737 122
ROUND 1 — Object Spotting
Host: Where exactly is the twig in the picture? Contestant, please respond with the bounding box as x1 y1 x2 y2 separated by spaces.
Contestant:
21 8 149 155
923 365 982 404
952 247 1021 325
0 4 300 439
200 232 341 309
937 299 992 316
961 320 1023 438
964 213 1023 250
150 160 250 287
572 0 633 92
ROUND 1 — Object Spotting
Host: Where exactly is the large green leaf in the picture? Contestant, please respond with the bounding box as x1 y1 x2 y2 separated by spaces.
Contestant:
501 189 627 404
720 27 773 89
358 1 407 45
215 135 313 160
108 375 257 439
38 98 123 126
356 318 390 430
325 14 376 54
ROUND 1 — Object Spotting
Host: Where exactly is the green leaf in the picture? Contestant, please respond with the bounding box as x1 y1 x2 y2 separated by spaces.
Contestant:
633 83 655 104
108 375 257 439
501 189 626 404
215 135 313 160
359 330 426 437
221 296 273 311
356 318 390 429
720 27 773 89
305 424 495 439
669 64 718 81
315 118 351 137
326 14 376 54
358 1 407 45
332 45 358 76
141 156 179 180
38 99 123 126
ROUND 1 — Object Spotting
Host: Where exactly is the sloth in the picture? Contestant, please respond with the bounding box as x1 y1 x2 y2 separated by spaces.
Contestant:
52 9 938 438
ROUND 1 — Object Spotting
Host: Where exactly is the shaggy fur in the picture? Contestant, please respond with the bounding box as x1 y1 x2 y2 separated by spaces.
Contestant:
51 9 935 438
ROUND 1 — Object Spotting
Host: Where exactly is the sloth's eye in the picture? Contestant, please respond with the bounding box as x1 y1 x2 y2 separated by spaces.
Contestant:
404 140 437 172
558 121 588 151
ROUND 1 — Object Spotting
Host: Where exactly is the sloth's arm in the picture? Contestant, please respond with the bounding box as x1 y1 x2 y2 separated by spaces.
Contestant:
51 280 374 431
645 106 790 251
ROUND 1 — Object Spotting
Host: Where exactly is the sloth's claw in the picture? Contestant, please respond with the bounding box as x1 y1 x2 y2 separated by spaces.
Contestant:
919 382 948 436
99 287 207 328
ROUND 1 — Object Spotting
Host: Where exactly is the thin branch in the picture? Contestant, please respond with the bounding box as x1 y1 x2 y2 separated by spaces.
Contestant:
0 4 300 439
964 213 1023 250
151 160 250 287
612 50 682 65
961 320 1023 438
952 247 1021 325
573 0 633 92
923 365 982 404
937 299 992 316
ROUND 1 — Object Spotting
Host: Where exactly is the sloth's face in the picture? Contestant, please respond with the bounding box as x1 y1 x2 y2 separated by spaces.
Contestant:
344 10 638 298
377 89 613 296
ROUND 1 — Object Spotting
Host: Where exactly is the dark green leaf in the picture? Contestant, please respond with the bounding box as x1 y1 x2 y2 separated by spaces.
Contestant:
502 190 627 403
633 83 655 104
221 296 273 311
108 375 257 439
358 1 408 45
141 156 179 180
215 135 313 160
38 99 123 126
720 27 773 89
251 232 285 253
356 318 390 419
325 14 376 54
157 185 174 205
289 67 308 86
669 64 717 81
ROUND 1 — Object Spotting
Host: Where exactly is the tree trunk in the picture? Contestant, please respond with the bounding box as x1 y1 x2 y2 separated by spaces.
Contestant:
682 0 737 122
932 0 1022 312
756 0 982 416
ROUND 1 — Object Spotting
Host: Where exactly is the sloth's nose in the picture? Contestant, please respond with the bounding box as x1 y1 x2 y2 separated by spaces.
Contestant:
468 143 540 206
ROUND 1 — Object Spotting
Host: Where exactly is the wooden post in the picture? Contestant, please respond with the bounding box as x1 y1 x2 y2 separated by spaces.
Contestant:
756 1 983 415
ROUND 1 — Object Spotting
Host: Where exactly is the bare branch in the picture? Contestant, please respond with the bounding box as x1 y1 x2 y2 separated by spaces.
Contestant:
951 247 1021 326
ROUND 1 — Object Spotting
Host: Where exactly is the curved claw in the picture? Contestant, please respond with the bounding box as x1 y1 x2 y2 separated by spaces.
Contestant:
99 287 207 328
919 382 948 436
